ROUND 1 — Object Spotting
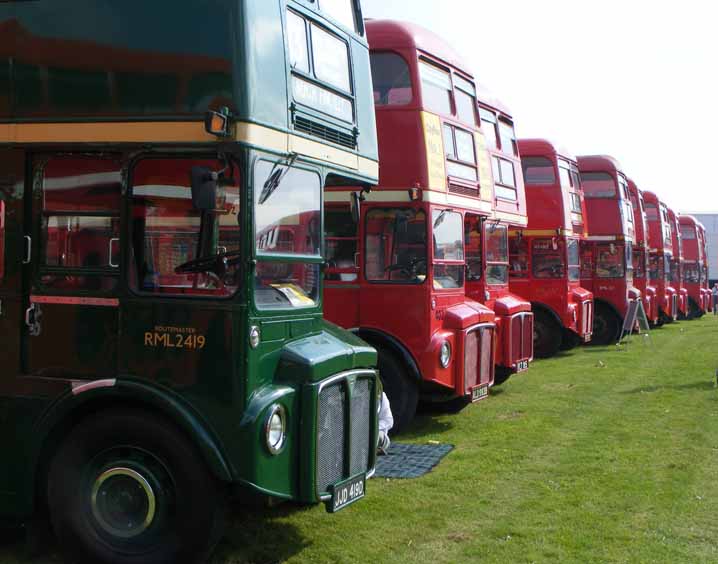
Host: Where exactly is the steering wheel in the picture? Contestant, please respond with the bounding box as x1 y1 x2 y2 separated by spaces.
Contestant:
384 257 427 279
175 250 241 275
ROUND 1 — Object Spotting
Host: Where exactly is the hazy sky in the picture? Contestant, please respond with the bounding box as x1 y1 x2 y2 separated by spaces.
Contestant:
362 0 718 213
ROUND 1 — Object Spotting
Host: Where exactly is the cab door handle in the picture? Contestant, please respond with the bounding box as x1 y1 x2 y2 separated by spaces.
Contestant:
23 236 31 264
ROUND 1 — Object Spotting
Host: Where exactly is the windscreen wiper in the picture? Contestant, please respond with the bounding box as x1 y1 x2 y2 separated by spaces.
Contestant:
258 153 298 205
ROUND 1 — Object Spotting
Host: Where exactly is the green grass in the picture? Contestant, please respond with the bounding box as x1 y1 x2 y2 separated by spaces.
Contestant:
3 316 718 563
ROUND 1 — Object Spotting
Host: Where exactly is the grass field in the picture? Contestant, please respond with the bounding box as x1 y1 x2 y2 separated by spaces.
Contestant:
2 315 717 563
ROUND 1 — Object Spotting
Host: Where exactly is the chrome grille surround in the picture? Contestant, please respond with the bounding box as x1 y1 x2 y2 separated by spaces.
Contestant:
464 323 495 394
316 370 377 499
508 312 534 366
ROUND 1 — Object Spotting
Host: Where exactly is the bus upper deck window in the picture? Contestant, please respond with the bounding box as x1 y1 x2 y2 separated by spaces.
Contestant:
454 75 477 126
580 172 616 198
319 0 358 33
522 157 556 185
479 108 498 149
370 52 412 106
419 60 452 116
287 11 310 73
311 25 351 92
498 120 517 156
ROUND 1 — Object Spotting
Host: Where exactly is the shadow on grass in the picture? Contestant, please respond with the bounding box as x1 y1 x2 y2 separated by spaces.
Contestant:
621 380 717 394
211 503 310 564
394 413 454 442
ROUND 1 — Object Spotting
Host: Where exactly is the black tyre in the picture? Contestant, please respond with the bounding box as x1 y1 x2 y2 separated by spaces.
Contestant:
492 367 511 386
377 348 418 434
560 329 582 351
47 409 226 564
532 310 562 358
590 304 621 346
688 298 702 320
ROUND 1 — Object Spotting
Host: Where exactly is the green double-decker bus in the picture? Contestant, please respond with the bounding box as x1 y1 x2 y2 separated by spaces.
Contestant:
0 1 379 562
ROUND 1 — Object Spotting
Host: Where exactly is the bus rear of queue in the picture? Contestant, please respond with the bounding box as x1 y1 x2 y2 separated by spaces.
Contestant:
472 91 534 383
510 139 593 358
678 214 707 318
697 223 711 311
627 180 660 325
325 20 497 431
0 1 381 562
667 207 689 319
643 191 678 323
577 155 640 345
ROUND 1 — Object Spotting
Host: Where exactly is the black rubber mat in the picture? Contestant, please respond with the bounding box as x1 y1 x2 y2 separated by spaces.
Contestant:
374 442 454 478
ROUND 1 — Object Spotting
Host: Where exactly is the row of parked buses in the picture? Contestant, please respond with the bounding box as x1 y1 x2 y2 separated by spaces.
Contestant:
0 2 711 563
321 19 711 431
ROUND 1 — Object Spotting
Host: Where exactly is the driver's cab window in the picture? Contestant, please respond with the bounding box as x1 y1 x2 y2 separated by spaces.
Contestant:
325 205 358 282
365 207 427 283
129 157 240 297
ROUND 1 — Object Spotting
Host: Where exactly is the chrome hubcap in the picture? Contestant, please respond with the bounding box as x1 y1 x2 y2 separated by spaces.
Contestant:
91 467 156 539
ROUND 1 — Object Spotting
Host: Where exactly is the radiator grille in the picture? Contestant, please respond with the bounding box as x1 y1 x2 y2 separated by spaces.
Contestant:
295 116 356 149
510 312 534 363
317 383 346 494
582 300 593 336
464 325 494 394
316 374 375 495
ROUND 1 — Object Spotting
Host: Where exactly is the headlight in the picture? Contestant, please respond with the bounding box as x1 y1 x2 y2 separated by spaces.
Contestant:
439 341 451 368
265 404 286 455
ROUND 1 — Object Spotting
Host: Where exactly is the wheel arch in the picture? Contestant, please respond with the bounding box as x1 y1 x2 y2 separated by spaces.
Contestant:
592 298 622 322
26 380 233 516
352 328 422 383
531 302 563 328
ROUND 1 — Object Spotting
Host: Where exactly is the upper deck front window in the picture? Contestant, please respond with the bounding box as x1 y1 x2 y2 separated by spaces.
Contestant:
443 125 478 182
319 0 358 33
492 157 517 200
371 52 412 106
644 202 659 220
581 172 616 198
680 225 696 240
419 60 452 116
479 108 498 149
558 161 572 189
288 12 354 123
454 75 478 126
432 210 464 289
522 157 556 185
498 120 517 156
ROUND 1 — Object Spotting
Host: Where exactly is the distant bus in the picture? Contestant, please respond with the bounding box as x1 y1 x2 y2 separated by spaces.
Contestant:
627 180 659 325
511 138 593 358
0 1 379 562
643 191 678 322
578 155 641 344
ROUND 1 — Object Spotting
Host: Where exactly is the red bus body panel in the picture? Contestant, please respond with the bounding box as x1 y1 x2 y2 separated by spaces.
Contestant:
627 180 659 323
678 214 707 314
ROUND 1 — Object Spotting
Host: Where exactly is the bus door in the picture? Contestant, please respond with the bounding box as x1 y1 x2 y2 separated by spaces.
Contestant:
22 155 123 379
0 149 25 377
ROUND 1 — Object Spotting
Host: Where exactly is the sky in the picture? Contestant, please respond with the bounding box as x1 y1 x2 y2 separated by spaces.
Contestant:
361 0 718 213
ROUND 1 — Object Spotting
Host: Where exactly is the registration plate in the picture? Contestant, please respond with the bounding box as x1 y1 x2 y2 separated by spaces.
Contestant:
584 334 592 343
471 384 489 402
328 473 365 513
516 359 529 372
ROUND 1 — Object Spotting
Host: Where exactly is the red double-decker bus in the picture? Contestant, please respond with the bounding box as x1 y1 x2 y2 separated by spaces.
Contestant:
471 89 534 382
577 155 641 344
643 191 678 323
678 214 707 318
697 222 711 311
627 180 659 325
325 20 499 430
667 207 689 319
508 139 593 357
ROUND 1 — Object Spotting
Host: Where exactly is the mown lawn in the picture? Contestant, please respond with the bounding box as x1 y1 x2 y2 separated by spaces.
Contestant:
3 316 717 563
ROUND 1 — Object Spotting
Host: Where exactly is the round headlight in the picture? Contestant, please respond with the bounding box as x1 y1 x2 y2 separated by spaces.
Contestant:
439 341 451 368
249 326 261 349
265 404 286 455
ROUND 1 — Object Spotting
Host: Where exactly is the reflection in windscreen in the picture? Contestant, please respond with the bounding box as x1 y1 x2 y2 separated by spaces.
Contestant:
581 172 616 198
365 208 427 283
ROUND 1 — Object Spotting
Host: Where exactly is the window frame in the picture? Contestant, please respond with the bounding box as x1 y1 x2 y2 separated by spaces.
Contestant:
443 123 479 183
484 223 509 285
479 107 498 150
370 51 414 107
286 9 356 125
492 156 518 201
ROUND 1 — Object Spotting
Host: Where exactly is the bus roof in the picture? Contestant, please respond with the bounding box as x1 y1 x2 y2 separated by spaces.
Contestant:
517 138 576 163
366 19 473 78
576 155 624 176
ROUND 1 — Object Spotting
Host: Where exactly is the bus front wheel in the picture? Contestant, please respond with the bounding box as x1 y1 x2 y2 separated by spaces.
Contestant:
377 348 418 434
591 305 621 346
47 409 226 564
533 311 562 358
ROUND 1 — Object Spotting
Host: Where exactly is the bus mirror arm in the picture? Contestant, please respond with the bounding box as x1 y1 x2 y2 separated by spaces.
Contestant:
350 188 369 224
190 167 219 211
